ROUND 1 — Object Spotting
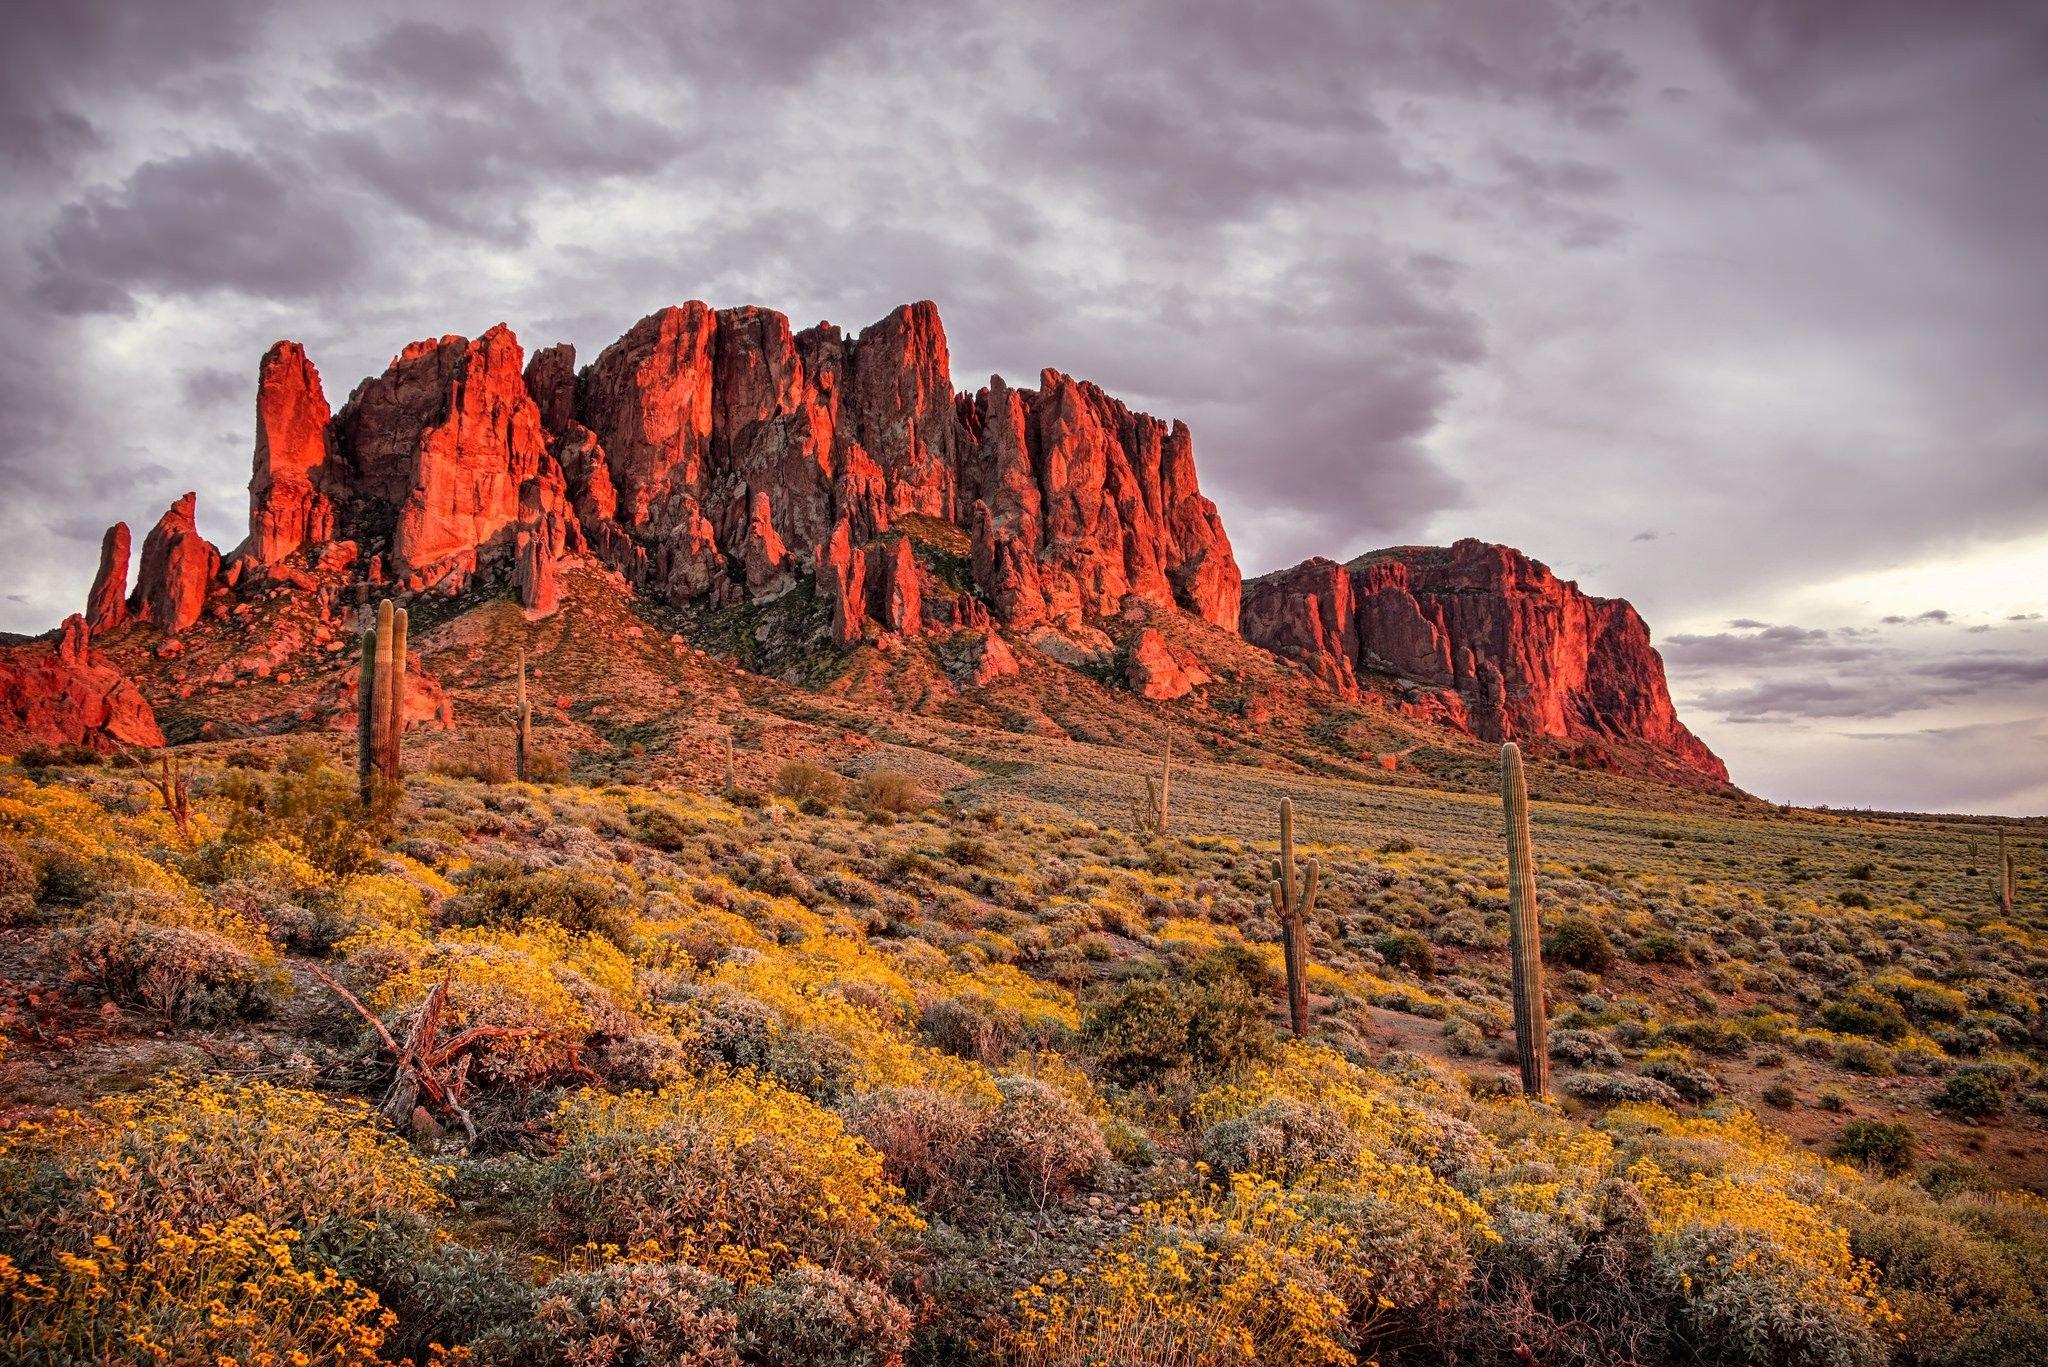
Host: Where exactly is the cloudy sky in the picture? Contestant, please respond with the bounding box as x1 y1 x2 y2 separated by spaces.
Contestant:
2 0 2043 812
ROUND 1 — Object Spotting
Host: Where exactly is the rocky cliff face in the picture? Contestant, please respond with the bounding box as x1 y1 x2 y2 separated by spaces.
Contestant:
47 296 1722 787
1242 540 1726 782
129 299 1242 646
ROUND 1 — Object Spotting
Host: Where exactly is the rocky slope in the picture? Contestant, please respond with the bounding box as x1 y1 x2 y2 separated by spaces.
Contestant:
0 616 162 754
1242 540 1726 783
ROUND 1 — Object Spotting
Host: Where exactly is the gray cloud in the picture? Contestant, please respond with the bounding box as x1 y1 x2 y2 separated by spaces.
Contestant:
32 148 365 314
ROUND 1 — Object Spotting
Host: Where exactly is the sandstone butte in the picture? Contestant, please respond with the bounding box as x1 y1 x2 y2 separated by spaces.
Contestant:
6 298 1724 783
1241 543 1728 783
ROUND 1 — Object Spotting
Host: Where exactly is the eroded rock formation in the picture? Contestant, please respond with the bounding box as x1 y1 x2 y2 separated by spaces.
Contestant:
0 617 163 753
1243 540 1726 781
129 495 220 633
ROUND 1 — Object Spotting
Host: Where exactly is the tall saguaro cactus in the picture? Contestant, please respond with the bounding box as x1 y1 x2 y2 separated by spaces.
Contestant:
1501 742 1549 1097
512 648 533 782
357 598 409 807
1142 734 1173 835
2001 831 2015 917
1270 796 1318 1038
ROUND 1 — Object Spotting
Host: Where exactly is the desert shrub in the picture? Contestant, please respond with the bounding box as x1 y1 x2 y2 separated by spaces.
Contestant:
31 844 94 907
224 761 383 877
0 1213 397 1367
1631 1157 1896 1366
538 1075 920 1282
1199 1094 1361 1183
1545 915 1617 973
302 1212 538 1364
855 770 927 816
1819 990 1909 1043
444 860 638 950
530 1262 739 1367
1082 948 1272 1087
1374 929 1436 977
429 743 516 785
1641 1055 1722 1103
1007 1172 1384 1367
735 1264 913 1367
846 1085 991 1213
43 919 276 1026
1847 1188 2048 1367
0 1076 445 1268
1632 929 1692 965
1550 1028 1624 1068
0 840 35 924
1561 1071 1683 1107
1832 1120 1916 1176
1935 1069 2006 1120
773 761 845 808
1761 1081 1797 1109
985 1076 1109 1206
528 750 571 784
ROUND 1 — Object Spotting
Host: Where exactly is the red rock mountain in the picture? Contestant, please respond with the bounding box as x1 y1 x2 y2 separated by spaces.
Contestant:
33 298 1722 787
1242 541 1726 782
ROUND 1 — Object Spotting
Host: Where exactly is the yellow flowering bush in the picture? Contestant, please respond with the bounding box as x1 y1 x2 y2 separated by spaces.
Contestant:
539 1073 922 1284
1007 1173 1377 1367
357 921 640 1085
1631 1158 1896 1365
0 1214 395 1367
0 1075 447 1265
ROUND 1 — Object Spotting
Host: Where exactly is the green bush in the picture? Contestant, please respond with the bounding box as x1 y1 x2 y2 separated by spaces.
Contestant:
1819 990 1909 1043
1832 1120 1916 1176
1083 948 1272 1087
444 860 637 949
1936 1070 2006 1121
1544 914 1616 972
1374 929 1435 977
772 761 845 808
301 1213 539 1364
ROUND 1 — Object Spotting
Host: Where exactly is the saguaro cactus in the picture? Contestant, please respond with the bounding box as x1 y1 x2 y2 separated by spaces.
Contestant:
1270 796 1318 1037
2001 831 2015 917
1501 742 1549 1097
512 648 533 782
723 732 737 794
357 598 409 806
1141 734 1173 834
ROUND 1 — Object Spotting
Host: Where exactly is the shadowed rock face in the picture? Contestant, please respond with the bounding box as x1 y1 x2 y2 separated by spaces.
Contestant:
1243 539 1728 782
0 616 162 753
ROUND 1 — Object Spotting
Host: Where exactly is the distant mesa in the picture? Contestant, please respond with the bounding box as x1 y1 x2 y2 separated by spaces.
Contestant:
1243 542 1727 783
6 298 1721 785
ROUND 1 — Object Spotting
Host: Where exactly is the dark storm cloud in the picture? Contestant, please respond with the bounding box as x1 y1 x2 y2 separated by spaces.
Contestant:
0 0 266 173
32 148 366 314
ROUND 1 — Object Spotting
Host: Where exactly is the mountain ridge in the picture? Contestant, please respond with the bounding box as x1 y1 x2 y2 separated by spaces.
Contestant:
1 299 1725 792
